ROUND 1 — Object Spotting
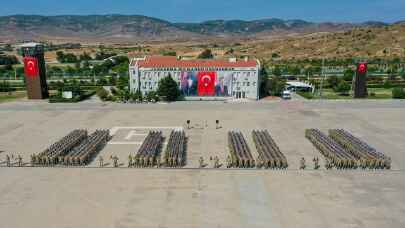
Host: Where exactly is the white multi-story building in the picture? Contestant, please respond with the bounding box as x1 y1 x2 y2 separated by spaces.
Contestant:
129 56 261 100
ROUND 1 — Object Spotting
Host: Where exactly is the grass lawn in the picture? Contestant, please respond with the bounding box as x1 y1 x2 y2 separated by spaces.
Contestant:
0 91 27 103
298 88 394 100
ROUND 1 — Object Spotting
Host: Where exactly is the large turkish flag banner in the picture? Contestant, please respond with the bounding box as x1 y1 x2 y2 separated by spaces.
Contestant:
24 57 39 77
197 71 216 96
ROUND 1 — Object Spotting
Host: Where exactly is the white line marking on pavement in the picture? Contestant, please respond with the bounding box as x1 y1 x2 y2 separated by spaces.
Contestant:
108 142 168 145
110 126 183 136
108 142 143 145
125 130 147 140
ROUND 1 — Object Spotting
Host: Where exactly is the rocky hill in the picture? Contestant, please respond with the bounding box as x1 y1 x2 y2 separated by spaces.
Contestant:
0 14 399 43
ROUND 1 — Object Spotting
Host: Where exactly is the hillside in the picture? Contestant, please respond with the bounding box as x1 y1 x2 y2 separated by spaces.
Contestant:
1 15 404 61
0 14 390 43
0 15 199 42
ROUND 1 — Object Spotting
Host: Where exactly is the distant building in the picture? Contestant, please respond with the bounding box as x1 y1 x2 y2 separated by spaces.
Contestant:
129 56 261 100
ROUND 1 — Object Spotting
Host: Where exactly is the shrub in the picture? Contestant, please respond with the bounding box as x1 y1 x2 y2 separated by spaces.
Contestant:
328 76 341 89
392 88 405 99
334 81 351 95
96 87 109 101
197 49 214 59
383 80 392 89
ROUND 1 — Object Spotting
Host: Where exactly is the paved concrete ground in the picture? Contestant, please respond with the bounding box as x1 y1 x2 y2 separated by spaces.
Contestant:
0 99 405 228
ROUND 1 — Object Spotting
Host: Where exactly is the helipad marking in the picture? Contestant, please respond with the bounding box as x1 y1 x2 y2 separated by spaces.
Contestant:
108 126 183 145
125 130 147 140
110 126 183 136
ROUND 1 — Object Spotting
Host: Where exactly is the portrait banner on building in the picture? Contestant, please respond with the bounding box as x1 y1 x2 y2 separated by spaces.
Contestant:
215 72 232 96
180 71 198 96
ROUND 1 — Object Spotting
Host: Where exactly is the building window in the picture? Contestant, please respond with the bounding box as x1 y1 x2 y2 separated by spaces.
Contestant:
247 82 250 86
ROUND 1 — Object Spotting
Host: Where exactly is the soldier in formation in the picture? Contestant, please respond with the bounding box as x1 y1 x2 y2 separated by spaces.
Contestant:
99 156 104 167
313 157 320 170
128 154 133 167
30 154 37 166
6 154 11 167
325 159 332 170
226 156 232 168
300 157 306 170
17 155 23 167
111 155 119 168
214 156 220 168
156 156 161 168
199 157 204 168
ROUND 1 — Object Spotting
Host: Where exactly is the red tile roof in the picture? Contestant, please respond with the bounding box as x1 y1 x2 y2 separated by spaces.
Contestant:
133 56 258 68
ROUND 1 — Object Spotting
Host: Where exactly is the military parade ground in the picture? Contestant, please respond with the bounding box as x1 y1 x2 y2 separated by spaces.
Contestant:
0 99 405 228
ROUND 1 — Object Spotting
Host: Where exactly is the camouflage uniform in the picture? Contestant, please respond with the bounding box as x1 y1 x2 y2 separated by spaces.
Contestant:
128 155 133 168
214 156 220 168
99 156 104 167
227 156 232 168
6 155 11 167
18 155 23 167
300 157 306 170
199 157 204 168
112 156 119 168
313 157 320 170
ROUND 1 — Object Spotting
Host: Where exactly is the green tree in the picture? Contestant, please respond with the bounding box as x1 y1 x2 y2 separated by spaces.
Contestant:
272 66 282 77
327 76 341 89
334 81 351 95
4 44 13 52
392 87 405 99
157 74 181 101
162 50 177 56
79 52 92 61
271 53 280 58
343 68 354 81
197 49 214 59
116 76 129 90
56 51 65 63
383 80 392 89
401 71 405 80
259 67 269 98
267 75 286 96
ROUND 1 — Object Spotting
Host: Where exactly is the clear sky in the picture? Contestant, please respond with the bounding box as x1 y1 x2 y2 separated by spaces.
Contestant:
1 0 404 23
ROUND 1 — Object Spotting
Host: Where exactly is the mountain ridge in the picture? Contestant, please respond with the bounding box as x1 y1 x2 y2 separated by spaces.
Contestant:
0 14 402 42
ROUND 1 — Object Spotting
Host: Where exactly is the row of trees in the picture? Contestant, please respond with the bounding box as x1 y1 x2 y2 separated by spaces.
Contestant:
55 51 117 63
48 55 129 77
0 55 19 66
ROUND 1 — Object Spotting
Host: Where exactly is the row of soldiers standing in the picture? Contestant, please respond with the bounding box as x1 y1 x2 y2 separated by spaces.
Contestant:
3 154 23 167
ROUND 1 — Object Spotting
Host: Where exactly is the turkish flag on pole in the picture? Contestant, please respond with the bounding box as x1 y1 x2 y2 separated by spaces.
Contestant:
357 62 367 75
198 71 216 96
24 57 39 77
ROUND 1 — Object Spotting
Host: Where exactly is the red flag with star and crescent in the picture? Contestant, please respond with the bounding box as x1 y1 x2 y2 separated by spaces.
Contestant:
197 71 216 96
24 57 39 77
357 62 367 75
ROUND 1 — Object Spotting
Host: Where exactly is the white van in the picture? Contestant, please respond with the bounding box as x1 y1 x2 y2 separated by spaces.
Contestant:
282 90 291 100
